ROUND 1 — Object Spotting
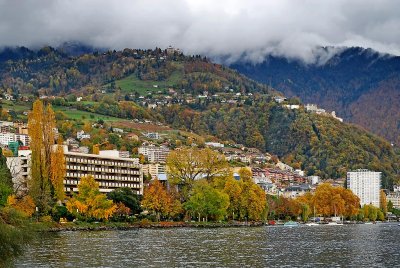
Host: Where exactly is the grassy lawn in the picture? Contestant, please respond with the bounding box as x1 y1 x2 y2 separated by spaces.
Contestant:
53 107 122 122
1 100 31 112
112 64 184 95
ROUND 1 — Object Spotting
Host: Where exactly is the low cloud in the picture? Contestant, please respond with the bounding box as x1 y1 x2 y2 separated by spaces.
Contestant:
0 0 399 63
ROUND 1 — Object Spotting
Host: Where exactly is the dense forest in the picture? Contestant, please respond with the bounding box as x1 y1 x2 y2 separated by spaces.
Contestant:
230 47 400 146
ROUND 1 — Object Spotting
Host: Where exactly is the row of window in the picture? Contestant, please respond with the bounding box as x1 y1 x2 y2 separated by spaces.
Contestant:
66 157 138 167
66 172 141 182
66 165 140 175
64 179 140 189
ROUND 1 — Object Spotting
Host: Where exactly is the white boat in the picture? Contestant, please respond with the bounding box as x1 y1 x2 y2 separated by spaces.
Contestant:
305 222 319 226
284 221 299 227
327 221 344 226
327 222 338 225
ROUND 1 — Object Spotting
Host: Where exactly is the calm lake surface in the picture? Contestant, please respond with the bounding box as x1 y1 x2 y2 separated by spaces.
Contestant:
14 223 400 267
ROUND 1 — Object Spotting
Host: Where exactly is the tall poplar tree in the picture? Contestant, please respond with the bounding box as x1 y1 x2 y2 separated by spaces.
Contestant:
50 138 66 202
28 100 58 212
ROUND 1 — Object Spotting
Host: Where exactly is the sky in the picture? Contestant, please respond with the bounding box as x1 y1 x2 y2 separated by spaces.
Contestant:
0 0 400 63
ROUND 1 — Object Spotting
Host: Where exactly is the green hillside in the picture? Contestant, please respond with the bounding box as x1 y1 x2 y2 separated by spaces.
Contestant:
0 46 398 187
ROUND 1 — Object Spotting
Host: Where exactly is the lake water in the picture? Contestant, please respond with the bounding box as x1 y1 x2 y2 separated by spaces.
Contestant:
14 223 400 267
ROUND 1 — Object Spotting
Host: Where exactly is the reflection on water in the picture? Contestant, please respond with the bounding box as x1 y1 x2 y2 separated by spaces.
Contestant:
15 223 400 267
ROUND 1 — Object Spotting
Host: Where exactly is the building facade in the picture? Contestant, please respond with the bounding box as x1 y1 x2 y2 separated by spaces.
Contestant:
64 148 143 195
387 193 400 209
142 163 166 179
6 150 31 194
347 169 381 207
138 144 169 163
0 133 30 146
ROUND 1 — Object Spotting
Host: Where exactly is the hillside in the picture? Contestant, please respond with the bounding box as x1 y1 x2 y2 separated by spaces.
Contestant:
159 99 400 188
230 47 400 146
0 46 399 186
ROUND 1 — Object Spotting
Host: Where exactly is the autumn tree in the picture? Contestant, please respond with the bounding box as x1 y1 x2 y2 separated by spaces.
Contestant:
235 168 267 221
66 175 116 221
167 147 229 201
142 180 182 221
185 180 229 222
223 177 242 220
239 180 267 221
28 100 56 212
50 138 66 202
296 183 359 219
6 195 36 217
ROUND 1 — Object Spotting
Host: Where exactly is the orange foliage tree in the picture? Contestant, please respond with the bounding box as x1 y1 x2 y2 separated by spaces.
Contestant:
6 195 36 217
141 180 182 221
296 183 359 218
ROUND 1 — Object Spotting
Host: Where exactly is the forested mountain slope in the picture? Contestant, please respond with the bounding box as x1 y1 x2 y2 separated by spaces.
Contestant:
230 47 400 145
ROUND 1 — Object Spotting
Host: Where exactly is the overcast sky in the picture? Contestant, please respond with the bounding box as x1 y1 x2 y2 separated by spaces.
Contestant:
1 0 399 63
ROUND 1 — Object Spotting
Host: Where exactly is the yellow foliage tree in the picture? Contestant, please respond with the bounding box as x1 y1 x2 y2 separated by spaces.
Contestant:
167 147 229 201
50 138 66 202
7 195 36 217
28 100 55 212
28 100 67 211
224 177 242 220
66 175 116 221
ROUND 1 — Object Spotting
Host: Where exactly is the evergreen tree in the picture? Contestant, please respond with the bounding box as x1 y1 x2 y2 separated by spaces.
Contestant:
0 148 13 206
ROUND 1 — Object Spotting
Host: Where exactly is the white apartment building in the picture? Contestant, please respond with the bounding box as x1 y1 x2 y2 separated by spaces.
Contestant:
347 169 381 207
387 193 400 209
205 142 224 148
0 133 30 146
6 150 31 194
142 163 166 179
76 130 91 140
138 144 170 163
64 148 142 195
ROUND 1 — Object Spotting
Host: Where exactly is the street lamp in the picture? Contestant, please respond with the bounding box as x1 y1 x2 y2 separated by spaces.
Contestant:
35 207 39 222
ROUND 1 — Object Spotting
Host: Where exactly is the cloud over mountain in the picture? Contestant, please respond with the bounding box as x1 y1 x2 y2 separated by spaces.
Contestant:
1 0 400 63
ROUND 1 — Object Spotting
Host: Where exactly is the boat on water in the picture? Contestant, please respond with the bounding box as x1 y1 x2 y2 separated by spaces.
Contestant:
305 222 319 226
284 221 299 227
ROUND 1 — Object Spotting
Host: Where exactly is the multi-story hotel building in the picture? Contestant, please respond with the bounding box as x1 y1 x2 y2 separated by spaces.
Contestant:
64 148 143 195
347 169 381 207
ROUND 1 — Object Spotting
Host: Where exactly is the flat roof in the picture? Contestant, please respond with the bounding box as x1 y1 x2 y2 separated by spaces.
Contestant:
64 151 138 162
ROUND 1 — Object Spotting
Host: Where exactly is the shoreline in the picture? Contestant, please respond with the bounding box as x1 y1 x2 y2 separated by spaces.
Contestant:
40 220 399 232
44 221 265 232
